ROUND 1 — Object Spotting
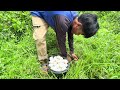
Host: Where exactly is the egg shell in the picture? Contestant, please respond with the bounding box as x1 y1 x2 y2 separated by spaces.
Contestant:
55 56 63 60
63 59 68 63
49 63 55 67
49 56 54 60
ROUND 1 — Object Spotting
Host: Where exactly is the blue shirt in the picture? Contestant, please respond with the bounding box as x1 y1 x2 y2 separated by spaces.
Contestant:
30 11 78 29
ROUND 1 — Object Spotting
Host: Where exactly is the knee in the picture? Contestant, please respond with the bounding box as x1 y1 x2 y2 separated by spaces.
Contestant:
35 38 46 45
33 32 45 41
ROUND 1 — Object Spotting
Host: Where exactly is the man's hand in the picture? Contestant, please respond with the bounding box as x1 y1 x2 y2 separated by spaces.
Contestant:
71 53 79 61
67 53 79 62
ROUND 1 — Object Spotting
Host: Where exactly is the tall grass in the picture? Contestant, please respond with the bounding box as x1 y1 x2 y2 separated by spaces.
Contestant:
0 11 119 79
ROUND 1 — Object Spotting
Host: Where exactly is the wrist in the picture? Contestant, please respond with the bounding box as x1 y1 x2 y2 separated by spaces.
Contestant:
70 51 74 55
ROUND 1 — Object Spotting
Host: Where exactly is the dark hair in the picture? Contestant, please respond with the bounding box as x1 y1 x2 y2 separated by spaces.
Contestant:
78 13 99 38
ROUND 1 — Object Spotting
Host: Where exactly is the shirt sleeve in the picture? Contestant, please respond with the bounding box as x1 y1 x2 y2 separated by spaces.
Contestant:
70 11 79 19
53 15 72 57
30 11 45 18
68 26 74 54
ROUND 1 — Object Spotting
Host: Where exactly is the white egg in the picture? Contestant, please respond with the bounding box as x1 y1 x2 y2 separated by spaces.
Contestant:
49 60 54 64
61 67 67 70
49 56 54 61
59 63 64 66
63 64 68 68
56 55 63 60
60 61 65 64
53 56 57 60
50 65 56 69
49 55 69 72
49 63 55 68
56 68 61 71
52 67 59 71
57 60 61 64
63 59 68 63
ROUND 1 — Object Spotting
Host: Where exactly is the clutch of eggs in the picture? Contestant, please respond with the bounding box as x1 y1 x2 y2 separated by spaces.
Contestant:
48 55 69 71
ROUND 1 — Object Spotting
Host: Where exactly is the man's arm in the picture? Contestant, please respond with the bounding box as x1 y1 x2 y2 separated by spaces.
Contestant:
68 26 74 54
53 15 70 57
68 29 79 60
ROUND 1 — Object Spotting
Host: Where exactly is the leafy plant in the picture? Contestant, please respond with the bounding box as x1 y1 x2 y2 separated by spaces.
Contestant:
0 11 119 79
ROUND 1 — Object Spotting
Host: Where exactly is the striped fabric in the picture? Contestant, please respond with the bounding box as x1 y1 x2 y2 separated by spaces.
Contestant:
53 15 74 57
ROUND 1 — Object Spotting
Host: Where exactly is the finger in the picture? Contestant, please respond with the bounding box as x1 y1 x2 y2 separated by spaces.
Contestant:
75 57 79 60
71 54 79 60
73 55 78 59
73 56 78 60
74 58 78 61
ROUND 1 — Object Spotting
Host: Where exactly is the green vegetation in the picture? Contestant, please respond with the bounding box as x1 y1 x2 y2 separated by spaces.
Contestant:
0 11 120 79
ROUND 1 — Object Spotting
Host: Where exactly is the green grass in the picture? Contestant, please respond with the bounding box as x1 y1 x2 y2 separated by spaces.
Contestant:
0 11 120 79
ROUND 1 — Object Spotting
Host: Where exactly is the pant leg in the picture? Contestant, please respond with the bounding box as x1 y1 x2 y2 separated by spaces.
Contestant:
31 16 49 61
